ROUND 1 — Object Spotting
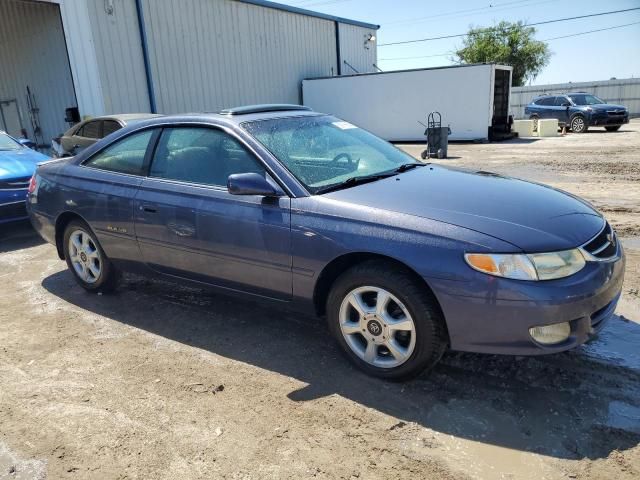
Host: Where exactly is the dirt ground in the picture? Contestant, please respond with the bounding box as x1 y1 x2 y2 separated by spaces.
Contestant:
1 121 639 480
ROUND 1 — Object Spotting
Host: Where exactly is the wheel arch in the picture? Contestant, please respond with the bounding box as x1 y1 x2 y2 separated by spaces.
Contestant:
313 252 446 325
54 211 91 260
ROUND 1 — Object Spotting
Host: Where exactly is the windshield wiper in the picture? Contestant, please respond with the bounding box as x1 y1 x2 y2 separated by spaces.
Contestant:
394 162 428 173
315 172 396 195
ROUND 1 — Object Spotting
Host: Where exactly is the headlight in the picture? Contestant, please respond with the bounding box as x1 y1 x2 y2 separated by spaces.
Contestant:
465 249 586 281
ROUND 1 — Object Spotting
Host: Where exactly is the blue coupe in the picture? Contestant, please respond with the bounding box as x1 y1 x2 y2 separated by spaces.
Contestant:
0 131 50 224
27 105 625 379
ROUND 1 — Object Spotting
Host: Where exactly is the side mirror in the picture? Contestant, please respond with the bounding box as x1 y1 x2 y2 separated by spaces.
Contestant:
227 172 280 196
561 102 571 107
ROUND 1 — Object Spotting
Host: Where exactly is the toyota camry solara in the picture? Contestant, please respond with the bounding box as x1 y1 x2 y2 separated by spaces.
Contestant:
27 105 625 380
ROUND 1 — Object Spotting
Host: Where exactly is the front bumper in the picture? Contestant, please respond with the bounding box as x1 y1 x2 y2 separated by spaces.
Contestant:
428 245 626 355
588 112 629 126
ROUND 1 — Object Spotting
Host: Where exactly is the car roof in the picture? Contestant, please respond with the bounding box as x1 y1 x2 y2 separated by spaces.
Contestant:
77 113 164 125
126 106 325 129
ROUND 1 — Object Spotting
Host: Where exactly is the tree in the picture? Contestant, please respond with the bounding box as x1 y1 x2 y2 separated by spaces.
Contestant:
454 21 551 86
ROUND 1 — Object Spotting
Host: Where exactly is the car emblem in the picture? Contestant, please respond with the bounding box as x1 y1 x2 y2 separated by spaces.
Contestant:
367 320 383 336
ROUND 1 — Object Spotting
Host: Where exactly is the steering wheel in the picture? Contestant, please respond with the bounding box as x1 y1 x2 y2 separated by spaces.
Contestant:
331 152 353 166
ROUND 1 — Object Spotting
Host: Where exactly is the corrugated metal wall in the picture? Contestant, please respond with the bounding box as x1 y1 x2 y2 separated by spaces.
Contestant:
338 23 377 74
141 0 338 113
511 78 640 118
0 0 76 143
87 0 150 114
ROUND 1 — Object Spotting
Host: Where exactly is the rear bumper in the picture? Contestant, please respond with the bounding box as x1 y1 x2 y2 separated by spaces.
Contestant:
429 245 625 355
26 202 57 246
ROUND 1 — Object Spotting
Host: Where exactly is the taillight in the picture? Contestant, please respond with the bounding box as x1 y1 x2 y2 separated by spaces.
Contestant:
28 174 37 194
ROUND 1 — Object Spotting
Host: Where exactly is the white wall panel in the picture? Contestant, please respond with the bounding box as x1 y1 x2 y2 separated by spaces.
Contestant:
0 0 76 144
86 0 150 114
338 23 377 74
57 0 106 118
141 0 338 113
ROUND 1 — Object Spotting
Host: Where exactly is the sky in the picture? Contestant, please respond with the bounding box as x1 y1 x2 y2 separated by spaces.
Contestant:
278 0 640 85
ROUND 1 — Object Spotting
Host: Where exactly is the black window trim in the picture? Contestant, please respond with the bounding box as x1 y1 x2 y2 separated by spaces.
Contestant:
79 122 294 197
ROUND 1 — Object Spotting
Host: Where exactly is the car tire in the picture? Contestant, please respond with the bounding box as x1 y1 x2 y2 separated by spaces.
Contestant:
63 219 119 293
529 115 539 132
326 260 448 380
605 126 621 132
570 115 588 133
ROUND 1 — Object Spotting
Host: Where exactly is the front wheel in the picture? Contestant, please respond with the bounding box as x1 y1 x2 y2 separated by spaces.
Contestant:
570 115 588 133
327 261 448 380
605 126 621 132
63 220 119 293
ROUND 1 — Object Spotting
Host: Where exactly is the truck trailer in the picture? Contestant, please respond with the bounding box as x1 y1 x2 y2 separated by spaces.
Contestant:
302 63 513 142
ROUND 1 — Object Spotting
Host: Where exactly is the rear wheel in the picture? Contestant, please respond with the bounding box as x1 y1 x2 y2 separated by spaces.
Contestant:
605 126 621 132
327 261 447 380
570 115 588 133
63 220 119 293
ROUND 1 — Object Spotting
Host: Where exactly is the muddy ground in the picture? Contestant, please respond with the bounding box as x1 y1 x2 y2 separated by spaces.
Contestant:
1 121 639 480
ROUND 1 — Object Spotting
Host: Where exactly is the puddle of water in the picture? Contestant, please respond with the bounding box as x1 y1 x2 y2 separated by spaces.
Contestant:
582 315 640 371
607 401 640 434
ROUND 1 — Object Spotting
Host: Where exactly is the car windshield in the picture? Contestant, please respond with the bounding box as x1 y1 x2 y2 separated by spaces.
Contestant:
0 133 23 151
568 94 605 105
242 115 419 194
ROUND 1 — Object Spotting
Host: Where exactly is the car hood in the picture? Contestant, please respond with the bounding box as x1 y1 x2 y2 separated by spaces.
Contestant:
588 103 627 112
0 148 50 181
324 165 604 252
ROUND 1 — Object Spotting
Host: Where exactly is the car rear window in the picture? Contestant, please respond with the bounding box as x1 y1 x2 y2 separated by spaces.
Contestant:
102 120 121 137
535 97 555 106
79 121 102 139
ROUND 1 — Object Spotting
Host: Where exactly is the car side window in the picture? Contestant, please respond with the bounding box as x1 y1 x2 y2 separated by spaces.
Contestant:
78 121 102 139
103 120 121 137
537 97 554 106
149 127 265 187
554 96 568 106
84 129 154 175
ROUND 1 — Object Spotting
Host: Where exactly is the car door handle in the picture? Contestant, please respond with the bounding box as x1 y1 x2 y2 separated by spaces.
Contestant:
139 204 157 213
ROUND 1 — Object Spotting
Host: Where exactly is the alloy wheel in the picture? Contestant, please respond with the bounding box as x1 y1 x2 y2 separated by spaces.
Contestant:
571 116 585 133
68 229 102 284
339 286 416 368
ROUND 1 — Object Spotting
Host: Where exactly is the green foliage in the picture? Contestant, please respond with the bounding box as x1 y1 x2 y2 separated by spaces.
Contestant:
454 21 551 86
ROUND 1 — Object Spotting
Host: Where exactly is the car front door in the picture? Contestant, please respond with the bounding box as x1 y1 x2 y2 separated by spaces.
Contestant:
133 125 292 300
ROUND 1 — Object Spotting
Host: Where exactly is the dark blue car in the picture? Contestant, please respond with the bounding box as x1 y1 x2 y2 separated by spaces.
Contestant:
525 93 629 133
27 105 625 379
0 131 50 224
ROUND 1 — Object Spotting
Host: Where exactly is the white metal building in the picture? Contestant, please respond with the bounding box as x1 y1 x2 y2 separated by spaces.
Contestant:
0 0 378 147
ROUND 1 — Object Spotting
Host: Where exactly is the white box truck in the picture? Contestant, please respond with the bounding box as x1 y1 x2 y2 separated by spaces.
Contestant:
302 63 512 142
